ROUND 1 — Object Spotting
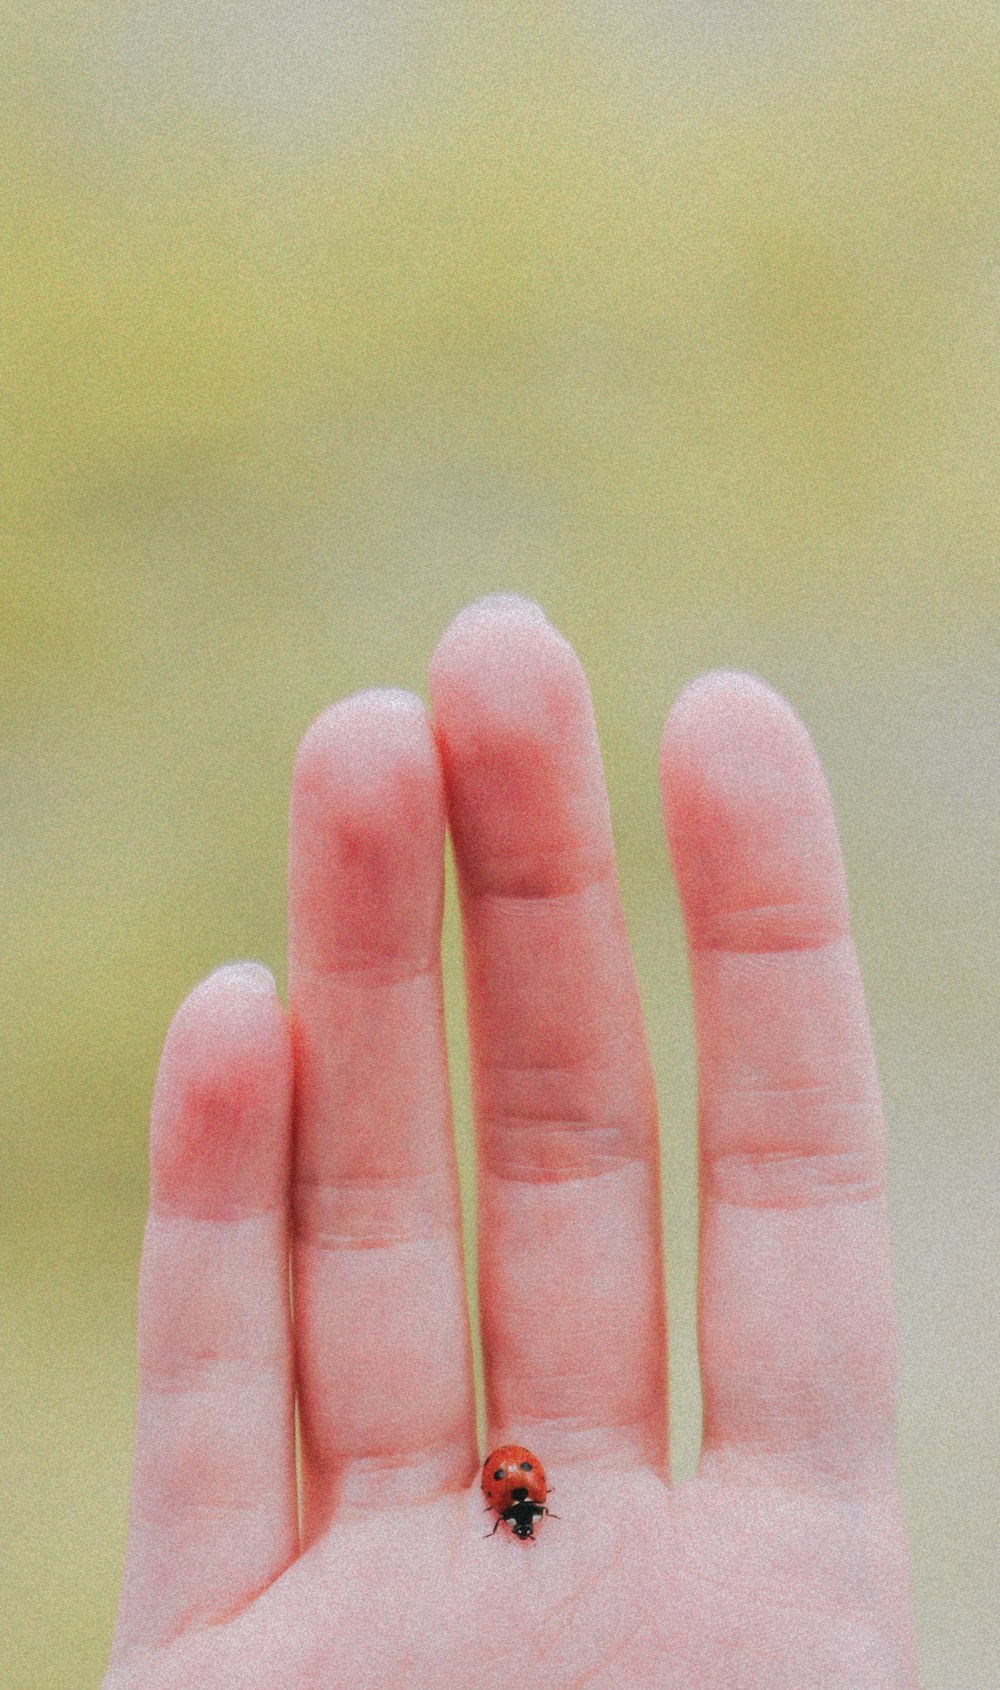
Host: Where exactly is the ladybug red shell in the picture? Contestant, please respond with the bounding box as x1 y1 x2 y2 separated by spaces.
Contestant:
481 1445 554 1540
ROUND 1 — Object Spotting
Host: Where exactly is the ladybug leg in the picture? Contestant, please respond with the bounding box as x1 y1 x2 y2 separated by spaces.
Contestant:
483 1516 503 1538
541 1507 560 1519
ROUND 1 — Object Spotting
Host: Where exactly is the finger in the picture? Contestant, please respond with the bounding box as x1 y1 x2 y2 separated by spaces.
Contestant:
287 690 475 1538
111 964 296 1660
429 596 666 1471
661 672 899 1491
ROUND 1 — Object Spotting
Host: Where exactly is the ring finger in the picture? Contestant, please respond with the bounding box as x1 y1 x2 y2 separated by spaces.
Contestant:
287 688 475 1539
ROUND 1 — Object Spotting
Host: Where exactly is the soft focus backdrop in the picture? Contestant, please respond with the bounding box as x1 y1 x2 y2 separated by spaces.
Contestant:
3 4 998 1685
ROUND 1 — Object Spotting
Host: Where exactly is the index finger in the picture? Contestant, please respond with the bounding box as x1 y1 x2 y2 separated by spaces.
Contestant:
661 672 899 1493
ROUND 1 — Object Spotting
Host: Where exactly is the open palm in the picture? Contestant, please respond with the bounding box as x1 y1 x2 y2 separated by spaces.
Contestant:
104 597 917 1689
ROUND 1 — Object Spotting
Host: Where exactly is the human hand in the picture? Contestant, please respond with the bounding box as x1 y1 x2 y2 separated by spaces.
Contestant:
104 595 918 1689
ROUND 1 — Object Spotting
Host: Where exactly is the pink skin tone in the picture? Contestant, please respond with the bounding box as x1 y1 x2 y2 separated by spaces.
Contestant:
104 596 918 1689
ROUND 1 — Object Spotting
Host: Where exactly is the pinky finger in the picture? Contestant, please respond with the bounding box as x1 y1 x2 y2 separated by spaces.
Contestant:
109 964 297 1663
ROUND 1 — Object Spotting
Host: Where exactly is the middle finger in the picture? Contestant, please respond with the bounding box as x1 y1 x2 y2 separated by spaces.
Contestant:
429 596 667 1473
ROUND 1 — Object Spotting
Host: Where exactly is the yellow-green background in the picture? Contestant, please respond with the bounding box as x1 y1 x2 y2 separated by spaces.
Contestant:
3 4 997 1684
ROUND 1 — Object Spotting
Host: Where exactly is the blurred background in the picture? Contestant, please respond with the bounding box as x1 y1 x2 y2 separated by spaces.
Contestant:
3 2 997 1684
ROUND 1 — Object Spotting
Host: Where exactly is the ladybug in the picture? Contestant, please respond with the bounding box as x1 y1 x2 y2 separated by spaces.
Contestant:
481 1445 556 1540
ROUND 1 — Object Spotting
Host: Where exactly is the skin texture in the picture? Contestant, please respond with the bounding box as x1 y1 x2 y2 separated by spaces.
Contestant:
104 596 918 1689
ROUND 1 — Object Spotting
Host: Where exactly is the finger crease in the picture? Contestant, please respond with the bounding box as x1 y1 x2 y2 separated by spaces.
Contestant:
704 1147 885 1209
292 1170 454 1248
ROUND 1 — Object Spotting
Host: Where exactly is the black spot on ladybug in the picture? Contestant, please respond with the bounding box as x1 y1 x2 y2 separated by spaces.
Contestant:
520 1461 532 1471
493 1469 504 1481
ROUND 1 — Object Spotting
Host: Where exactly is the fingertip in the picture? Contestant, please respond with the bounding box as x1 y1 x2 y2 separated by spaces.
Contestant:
205 958 277 995
150 963 292 1217
428 594 582 719
662 668 810 765
660 668 828 814
287 687 445 976
292 688 434 793
427 595 598 831
427 597 612 886
660 671 846 950
436 592 551 644
168 961 287 1061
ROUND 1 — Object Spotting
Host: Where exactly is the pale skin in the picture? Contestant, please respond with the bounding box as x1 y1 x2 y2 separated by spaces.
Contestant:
104 595 919 1689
